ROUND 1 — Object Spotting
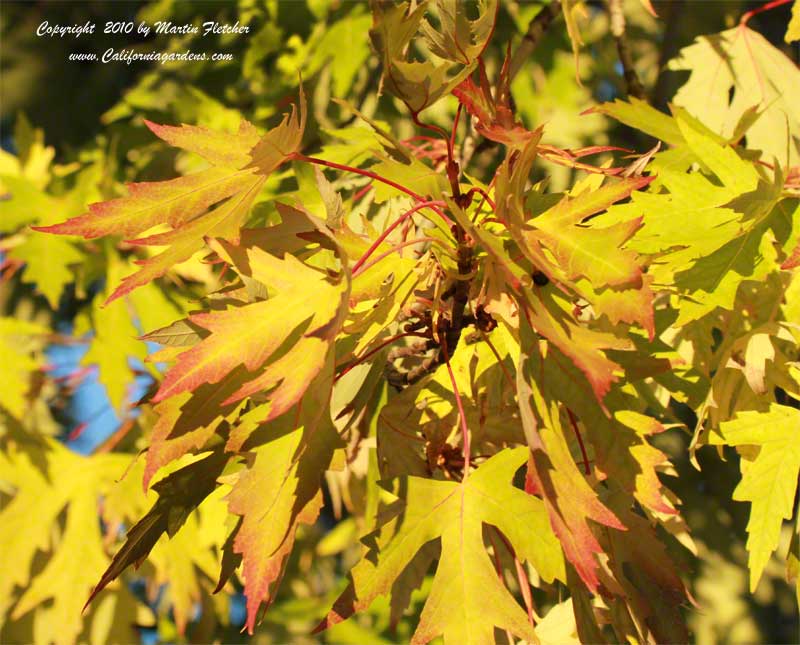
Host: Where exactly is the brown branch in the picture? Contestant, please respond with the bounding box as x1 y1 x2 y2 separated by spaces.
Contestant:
384 238 475 391
652 0 685 109
608 0 645 100
509 0 563 81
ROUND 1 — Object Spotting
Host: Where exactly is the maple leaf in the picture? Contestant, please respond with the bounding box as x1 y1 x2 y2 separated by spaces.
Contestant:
525 335 678 517
226 371 341 633
454 65 628 174
86 450 229 608
35 92 306 303
75 251 149 412
594 110 787 325
0 439 135 643
597 490 690 643
516 327 626 592
668 26 800 166
0 318 48 418
146 485 229 634
0 173 87 307
319 447 563 644
595 110 774 289
420 0 497 64
707 404 800 592
452 51 531 147
519 176 652 290
370 0 496 113
142 370 248 489
151 243 349 410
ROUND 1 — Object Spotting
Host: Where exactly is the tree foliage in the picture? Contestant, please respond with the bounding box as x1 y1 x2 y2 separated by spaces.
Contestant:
1 0 799 643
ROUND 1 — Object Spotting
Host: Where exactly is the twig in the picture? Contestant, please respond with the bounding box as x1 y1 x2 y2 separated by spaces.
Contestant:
608 0 645 100
509 1 563 81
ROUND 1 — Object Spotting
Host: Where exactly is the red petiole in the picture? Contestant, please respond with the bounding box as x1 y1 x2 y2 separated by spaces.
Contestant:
291 153 452 226
351 200 446 275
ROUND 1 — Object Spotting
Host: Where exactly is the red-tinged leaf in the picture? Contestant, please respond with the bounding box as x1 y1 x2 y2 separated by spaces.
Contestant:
151 247 348 404
782 239 800 269
36 92 307 303
228 382 340 633
452 67 628 172
86 451 228 609
516 328 626 592
588 273 656 341
106 177 266 303
453 51 534 148
33 168 257 240
144 119 261 168
533 342 678 516
597 497 690 644
143 371 249 490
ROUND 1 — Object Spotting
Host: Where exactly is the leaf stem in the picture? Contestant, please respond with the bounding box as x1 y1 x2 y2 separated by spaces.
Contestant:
291 153 452 225
450 103 463 162
465 186 496 212
352 236 440 278
441 340 470 479
739 0 791 25
351 200 447 275
495 528 537 628
351 183 373 203
478 328 515 391
334 331 428 383
566 408 591 476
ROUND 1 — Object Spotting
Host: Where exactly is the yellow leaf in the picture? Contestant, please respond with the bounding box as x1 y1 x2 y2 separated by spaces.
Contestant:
708 404 800 591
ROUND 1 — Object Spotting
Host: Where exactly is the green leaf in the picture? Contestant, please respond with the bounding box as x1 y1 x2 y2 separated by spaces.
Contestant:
0 438 135 641
708 404 800 591
86 450 229 608
78 252 148 413
369 0 495 113
0 318 48 418
668 26 800 166
320 448 563 644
